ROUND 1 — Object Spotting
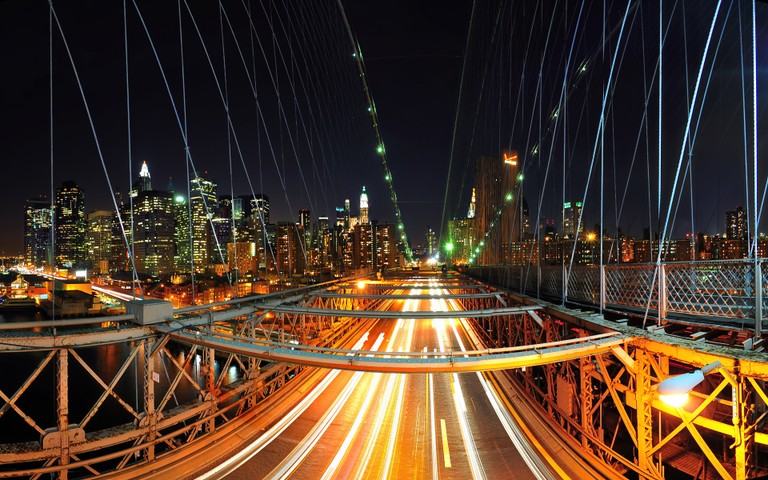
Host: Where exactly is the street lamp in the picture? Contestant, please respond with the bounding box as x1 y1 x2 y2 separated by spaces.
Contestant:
658 361 722 407
356 280 366 290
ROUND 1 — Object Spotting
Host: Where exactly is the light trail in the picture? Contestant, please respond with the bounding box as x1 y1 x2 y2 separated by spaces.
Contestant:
268 332 386 479
432 293 486 479
446 296 558 480
196 331 374 480
354 292 417 478
379 316 414 479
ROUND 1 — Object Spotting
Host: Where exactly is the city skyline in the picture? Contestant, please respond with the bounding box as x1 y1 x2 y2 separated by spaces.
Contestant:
1 1 767 256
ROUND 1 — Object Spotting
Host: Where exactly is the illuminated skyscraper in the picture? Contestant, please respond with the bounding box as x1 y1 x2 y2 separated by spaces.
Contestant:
299 208 311 249
563 201 583 238
134 190 174 275
171 194 191 272
726 206 747 240
359 186 369 225
375 223 398 270
55 181 86 268
86 210 113 273
344 199 351 230
276 222 305 275
353 222 374 269
472 152 519 264
24 195 52 267
190 174 218 272
467 188 476 219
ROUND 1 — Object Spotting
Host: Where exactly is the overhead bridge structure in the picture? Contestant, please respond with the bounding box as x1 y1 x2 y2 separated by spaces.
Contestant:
0 270 768 479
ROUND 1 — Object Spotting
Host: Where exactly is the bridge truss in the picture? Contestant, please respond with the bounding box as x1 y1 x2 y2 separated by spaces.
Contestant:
0 272 767 479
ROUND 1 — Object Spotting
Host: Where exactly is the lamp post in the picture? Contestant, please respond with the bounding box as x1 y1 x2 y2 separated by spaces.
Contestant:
658 361 723 408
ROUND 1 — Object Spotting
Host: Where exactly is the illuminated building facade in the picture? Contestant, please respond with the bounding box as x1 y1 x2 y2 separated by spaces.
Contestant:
375 223 398 270
227 241 256 276
172 194 191 272
472 152 519 264
726 206 747 240
562 201 583 238
353 222 374 269
134 190 174 275
190 175 218 273
24 196 52 267
359 186 369 225
86 210 113 273
55 181 86 268
276 223 305 275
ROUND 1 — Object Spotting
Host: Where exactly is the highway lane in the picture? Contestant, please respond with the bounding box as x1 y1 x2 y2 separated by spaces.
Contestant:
221 279 550 479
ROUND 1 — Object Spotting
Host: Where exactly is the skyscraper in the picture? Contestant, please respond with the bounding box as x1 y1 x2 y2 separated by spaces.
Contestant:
359 186 369 225
276 222 305 276
55 181 86 268
86 210 113 273
426 226 437 256
375 223 398 270
299 208 311 249
472 153 519 264
190 174 218 273
344 199 351 231
172 194 191 273
24 195 52 267
353 222 374 269
726 206 747 240
563 201 583 238
133 163 175 275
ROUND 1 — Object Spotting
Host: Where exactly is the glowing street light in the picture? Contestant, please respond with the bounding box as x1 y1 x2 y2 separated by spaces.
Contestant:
658 361 722 408
356 280 366 290
444 242 454 253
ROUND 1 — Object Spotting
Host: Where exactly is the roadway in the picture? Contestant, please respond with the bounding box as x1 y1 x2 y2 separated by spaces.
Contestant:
216 277 550 479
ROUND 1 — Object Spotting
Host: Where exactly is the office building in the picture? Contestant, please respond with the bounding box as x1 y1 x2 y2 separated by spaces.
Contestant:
24 196 52 267
86 210 113 273
190 174 218 273
55 181 86 268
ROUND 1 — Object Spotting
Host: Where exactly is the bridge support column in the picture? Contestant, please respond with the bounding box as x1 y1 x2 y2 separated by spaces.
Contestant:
580 355 594 449
734 375 754 480
635 350 661 478
56 348 70 479
143 338 157 462
204 347 217 434
754 260 763 340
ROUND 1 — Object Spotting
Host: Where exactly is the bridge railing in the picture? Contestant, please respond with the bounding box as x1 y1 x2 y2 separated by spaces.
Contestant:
466 258 766 326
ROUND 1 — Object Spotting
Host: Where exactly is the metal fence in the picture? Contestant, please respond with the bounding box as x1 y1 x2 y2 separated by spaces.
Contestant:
467 259 766 327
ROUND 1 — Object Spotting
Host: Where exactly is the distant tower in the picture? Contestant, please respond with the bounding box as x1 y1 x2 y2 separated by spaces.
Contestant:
344 199 351 230
467 188 476 219
360 186 369 224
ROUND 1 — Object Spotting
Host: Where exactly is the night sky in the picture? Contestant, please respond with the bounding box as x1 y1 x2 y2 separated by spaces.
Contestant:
0 1 767 256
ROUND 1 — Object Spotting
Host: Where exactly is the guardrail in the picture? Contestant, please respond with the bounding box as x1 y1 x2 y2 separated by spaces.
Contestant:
466 259 766 329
